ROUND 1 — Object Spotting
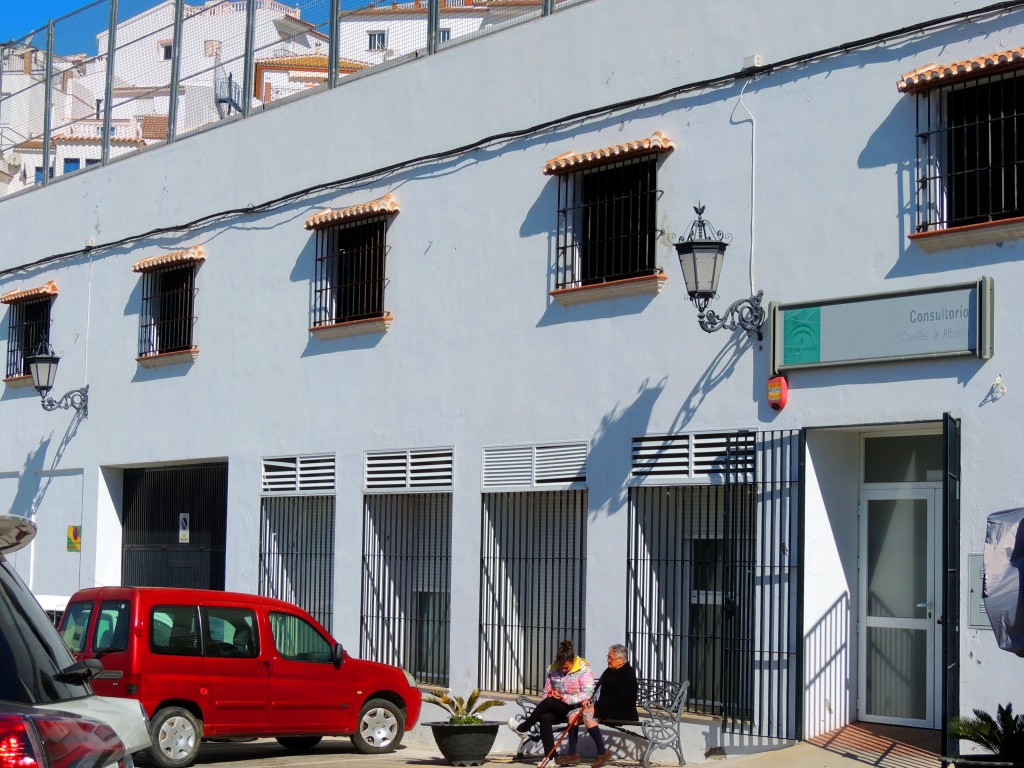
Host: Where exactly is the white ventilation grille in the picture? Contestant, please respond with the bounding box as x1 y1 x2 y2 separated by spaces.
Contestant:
483 442 588 488
631 432 755 483
262 454 336 494
365 447 454 490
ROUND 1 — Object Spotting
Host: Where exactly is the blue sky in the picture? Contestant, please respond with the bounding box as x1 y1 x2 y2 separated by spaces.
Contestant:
0 0 92 41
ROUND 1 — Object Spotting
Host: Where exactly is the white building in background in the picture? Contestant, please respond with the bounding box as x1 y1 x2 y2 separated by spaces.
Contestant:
4 0 1024 760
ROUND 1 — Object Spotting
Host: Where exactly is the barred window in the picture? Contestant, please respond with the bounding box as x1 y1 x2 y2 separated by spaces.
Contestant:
361 493 452 686
911 66 1024 232
138 264 197 357
313 217 388 326
4 297 50 379
478 490 587 694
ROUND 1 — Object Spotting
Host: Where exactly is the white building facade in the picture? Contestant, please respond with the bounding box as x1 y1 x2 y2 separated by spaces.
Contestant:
1 0 1022 759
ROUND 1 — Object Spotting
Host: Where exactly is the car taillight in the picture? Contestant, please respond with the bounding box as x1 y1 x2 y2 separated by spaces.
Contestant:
0 717 42 768
0 713 126 768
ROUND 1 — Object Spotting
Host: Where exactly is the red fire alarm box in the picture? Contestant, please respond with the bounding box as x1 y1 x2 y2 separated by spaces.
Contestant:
767 375 788 411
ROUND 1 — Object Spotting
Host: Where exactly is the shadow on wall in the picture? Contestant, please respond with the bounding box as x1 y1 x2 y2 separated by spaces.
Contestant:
804 592 851 738
11 410 84 519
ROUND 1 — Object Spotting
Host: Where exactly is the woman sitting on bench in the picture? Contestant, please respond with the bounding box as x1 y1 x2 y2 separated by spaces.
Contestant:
557 644 639 768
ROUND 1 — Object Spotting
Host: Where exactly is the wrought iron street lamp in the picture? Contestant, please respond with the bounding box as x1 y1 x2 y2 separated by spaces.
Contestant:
25 344 89 416
673 204 765 340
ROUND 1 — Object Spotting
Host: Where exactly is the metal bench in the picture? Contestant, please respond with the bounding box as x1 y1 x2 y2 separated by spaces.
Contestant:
514 679 689 767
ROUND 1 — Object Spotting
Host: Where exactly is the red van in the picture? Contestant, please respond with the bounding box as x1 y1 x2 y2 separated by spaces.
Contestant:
58 587 422 768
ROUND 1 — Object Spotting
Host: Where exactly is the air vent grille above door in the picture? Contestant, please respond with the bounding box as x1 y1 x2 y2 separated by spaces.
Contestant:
365 447 454 490
262 454 336 494
483 442 588 488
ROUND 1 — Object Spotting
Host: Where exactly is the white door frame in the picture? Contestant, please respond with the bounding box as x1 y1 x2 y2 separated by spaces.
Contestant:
857 483 942 728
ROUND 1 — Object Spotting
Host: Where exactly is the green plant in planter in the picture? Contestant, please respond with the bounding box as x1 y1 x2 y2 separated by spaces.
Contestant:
950 703 1024 762
424 689 504 724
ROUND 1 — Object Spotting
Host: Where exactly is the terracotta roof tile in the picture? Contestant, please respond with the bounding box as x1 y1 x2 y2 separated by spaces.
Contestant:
542 130 675 175
304 193 400 230
132 245 206 273
898 47 1024 92
51 134 146 146
256 53 368 70
1 280 58 304
140 115 169 140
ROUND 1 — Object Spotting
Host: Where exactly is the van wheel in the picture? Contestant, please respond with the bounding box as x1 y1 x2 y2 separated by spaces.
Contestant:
276 736 322 751
147 707 202 768
351 698 404 753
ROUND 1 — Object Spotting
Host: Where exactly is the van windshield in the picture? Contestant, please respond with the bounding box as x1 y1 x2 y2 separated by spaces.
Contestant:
0 556 93 704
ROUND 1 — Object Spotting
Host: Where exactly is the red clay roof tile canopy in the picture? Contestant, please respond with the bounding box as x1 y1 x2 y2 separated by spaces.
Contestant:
542 130 675 175
1 280 58 304
304 193 400 230
132 245 206 273
898 46 1024 92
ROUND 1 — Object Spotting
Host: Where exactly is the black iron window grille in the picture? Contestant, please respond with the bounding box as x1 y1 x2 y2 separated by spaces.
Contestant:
478 490 587 694
313 216 388 327
626 431 802 739
138 264 197 357
554 156 661 290
913 67 1024 231
5 297 50 378
361 493 452 686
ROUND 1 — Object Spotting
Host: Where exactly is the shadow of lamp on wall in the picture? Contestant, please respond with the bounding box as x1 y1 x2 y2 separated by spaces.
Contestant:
25 344 89 417
673 204 765 340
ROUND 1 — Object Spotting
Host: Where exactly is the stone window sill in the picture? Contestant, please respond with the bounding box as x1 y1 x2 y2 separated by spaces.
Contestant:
909 215 1024 252
136 348 200 369
3 374 33 388
550 273 667 307
310 313 393 340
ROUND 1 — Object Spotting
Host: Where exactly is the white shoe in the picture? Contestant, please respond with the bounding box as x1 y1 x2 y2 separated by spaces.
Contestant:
507 716 528 739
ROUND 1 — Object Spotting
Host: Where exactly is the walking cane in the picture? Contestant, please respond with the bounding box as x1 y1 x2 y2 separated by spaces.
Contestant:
538 706 585 768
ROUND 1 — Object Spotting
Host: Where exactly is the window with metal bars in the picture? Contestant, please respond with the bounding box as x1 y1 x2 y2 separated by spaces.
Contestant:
138 264 197 357
554 156 660 289
5 297 50 378
361 493 452 686
478 490 587 694
913 68 1024 231
627 485 755 720
313 217 387 327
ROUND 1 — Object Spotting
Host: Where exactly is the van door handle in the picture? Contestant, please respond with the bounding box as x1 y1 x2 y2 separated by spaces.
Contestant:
258 660 272 672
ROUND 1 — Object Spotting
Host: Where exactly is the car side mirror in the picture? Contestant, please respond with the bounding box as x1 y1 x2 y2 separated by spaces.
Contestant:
333 643 346 669
54 658 103 683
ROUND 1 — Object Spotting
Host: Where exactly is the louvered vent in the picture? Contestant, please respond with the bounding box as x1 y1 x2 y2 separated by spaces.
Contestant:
483 442 588 488
262 454 336 494
365 448 454 490
632 432 755 482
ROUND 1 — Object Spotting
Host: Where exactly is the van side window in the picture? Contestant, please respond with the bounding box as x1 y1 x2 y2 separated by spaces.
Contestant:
60 601 93 654
201 606 258 659
94 600 131 652
269 611 332 663
150 605 201 656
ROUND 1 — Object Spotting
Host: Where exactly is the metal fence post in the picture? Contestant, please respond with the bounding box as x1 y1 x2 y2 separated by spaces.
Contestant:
167 0 185 142
541 0 555 16
101 0 118 164
328 0 340 88
427 0 440 55
241 0 256 118
42 21 54 187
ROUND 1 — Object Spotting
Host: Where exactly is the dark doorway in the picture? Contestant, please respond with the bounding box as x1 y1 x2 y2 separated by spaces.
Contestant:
122 464 228 589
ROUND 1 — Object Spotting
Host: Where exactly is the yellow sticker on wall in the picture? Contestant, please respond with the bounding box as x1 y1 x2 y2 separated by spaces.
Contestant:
67 526 81 552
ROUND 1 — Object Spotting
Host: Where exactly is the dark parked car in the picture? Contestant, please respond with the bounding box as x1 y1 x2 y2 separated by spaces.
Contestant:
0 515 152 768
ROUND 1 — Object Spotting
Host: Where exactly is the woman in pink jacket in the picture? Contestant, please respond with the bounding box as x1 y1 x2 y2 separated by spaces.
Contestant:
508 640 595 759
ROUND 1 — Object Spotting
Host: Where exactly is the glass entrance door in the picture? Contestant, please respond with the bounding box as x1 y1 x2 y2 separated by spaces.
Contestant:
858 487 940 728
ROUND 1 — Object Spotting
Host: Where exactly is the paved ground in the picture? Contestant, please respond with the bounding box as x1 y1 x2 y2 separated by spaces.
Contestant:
157 727 942 768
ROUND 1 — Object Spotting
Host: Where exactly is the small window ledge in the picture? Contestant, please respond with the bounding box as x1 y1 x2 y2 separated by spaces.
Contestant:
136 348 199 369
550 273 667 307
910 215 1024 252
310 313 393 340
3 374 33 389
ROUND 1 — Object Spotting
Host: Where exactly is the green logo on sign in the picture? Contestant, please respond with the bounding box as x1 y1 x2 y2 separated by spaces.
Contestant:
784 307 821 365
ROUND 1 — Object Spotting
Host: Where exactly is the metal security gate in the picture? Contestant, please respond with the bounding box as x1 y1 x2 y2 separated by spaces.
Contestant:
625 430 802 739
122 464 228 589
259 496 335 629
